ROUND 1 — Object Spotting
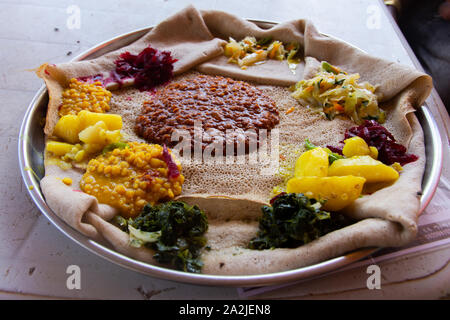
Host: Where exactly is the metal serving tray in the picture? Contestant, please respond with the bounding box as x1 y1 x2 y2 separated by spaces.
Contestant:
18 22 443 287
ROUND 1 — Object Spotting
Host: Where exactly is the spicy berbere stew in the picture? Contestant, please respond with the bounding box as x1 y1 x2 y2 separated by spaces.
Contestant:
135 75 279 154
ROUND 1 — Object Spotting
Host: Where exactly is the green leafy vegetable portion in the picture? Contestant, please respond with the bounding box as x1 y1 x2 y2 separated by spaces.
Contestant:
128 225 161 248
111 215 128 231
130 201 208 273
249 193 350 250
304 138 318 151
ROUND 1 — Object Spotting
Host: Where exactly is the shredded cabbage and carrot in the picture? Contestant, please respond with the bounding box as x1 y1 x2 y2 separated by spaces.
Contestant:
223 36 301 73
290 61 385 124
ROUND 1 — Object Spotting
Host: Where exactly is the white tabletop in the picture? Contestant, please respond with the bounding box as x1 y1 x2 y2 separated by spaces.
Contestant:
1 0 449 300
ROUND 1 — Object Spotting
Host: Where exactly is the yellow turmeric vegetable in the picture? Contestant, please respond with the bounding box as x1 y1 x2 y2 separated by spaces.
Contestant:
53 111 123 144
78 110 123 131
328 155 399 183
46 141 75 156
342 136 370 158
286 175 366 211
342 136 379 159
78 121 121 145
391 162 403 172
369 146 378 159
53 114 81 144
50 111 124 165
60 144 85 163
294 147 329 177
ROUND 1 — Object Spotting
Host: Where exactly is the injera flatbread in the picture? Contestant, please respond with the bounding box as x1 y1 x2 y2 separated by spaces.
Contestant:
37 5 432 275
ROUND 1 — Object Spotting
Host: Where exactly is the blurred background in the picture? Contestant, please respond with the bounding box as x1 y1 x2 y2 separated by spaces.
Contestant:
385 0 450 111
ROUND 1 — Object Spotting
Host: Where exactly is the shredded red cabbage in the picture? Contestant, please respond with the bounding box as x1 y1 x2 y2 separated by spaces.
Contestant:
336 120 418 166
114 46 177 91
326 145 344 155
162 144 180 179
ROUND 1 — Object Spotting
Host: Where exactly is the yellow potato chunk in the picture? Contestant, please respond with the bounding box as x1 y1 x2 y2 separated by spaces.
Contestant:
49 112 124 168
391 162 403 172
342 136 370 158
78 110 123 131
369 146 378 159
286 176 366 211
82 143 104 154
46 141 75 156
294 147 329 177
61 144 84 162
53 114 81 144
53 111 123 145
78 121 122 145
328 155 399 183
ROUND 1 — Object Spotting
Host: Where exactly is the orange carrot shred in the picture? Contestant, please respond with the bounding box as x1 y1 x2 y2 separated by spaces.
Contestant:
333 103 345 113
286 106 295 114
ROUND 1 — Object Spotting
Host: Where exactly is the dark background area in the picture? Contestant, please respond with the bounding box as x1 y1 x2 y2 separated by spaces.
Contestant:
387 0 450 111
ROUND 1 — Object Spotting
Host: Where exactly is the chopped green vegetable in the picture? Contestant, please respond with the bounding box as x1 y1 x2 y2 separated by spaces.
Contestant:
304 138 317 151
304 139 344 164
249 193 351 250
130 201 208 273
321 61 339 74
327 152 344 164
102 142 129 155
256 36 273 46
291 61 385 124
128 225 161 248
111 215 128 231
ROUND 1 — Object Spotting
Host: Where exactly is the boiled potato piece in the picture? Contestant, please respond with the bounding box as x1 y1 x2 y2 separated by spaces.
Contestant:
83 143 104 154
53 111 122 145
342 136 378 159
294 147 329 177
61 144 85 162
369 146 378 159
53 114 81 144
78 121 107 144
342 136 370 157
78 121 122 145
328 155 399 183
78 110 123 131
286 176 366 211
46 141 75 156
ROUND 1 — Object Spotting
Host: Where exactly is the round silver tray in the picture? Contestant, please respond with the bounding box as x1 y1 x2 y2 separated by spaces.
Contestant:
18 22 443 287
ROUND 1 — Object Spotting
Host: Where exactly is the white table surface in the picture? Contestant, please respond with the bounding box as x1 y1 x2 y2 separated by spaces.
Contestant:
1 0 449 300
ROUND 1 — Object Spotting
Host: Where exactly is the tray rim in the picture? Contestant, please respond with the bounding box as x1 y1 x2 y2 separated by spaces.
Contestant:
18 21 443 287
